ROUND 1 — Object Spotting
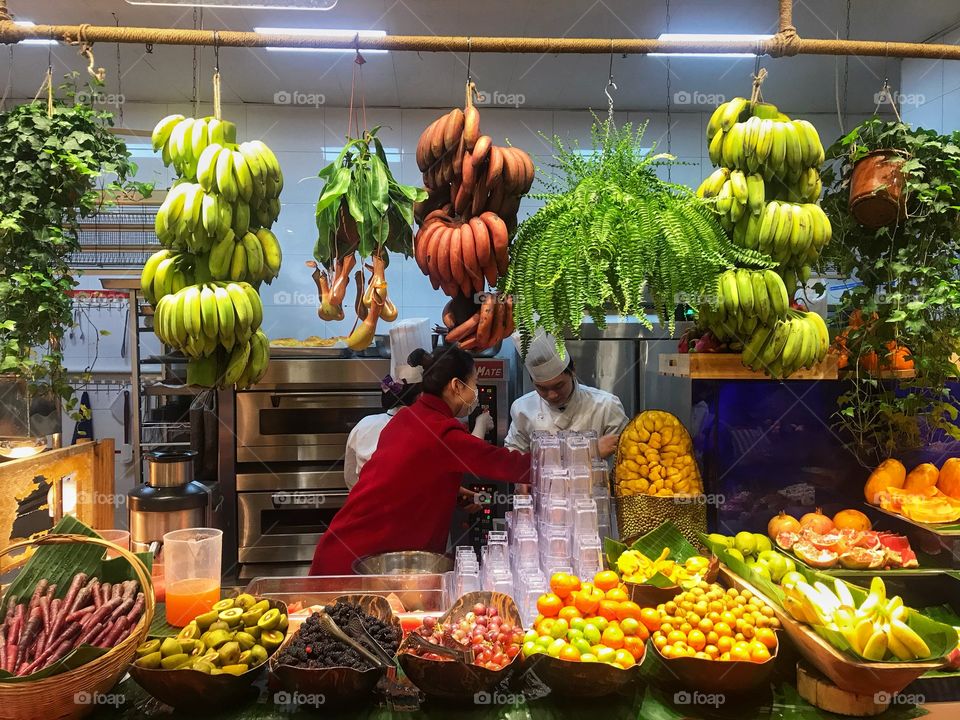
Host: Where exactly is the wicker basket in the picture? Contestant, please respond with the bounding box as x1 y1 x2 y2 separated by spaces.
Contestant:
613 494 707 547
0 534 154 720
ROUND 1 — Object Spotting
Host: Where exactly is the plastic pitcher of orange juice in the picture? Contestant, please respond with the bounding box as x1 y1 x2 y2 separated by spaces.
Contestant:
163 528 222 626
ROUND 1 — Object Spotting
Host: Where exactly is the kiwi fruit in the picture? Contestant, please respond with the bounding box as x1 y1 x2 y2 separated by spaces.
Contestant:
159 637 182 658
194 610 219 629
234 593 256 610
160 653 191 670
218 641 240 665
234 632 256 651
135 639 161 657
257 608 280 631
212 598 235 612
134 651 161 669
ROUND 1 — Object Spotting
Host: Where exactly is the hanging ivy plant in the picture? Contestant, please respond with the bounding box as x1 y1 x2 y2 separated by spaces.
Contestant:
820 118 960 466
504 118 771 354
0 77 150 416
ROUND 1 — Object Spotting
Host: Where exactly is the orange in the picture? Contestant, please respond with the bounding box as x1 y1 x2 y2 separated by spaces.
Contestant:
558 605 582 622
755 627 777 651
713 622 732 637
717 636 733 653
602 626 625 649
550 572 581 599
706 631 719 647
660 644 676 659
719 652 731 661
697 618 714 633
593 570 620 592
640 608 661 633
537 593 563 618
604 587 629 603
729 644 751 662
597 600 620 621
613 649 636 668
666 630 686 646
615 601 643 622
659 622 674 635
749 643 771 663
623 635 646 660
653 634 668 650
687 629 706 652
574 585 603 615
558 644 582 662
720 611 737 626
704 644 719 658
679 623 693 634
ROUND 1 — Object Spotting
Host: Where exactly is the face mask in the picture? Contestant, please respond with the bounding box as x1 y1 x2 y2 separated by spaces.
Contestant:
456 380 479 417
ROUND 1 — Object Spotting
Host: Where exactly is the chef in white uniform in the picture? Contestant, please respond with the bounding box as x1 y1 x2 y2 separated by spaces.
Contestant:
345 319 495 490
504 330 628 458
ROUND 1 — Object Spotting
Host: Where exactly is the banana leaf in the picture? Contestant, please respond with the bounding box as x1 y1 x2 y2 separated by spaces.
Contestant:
702 533 957 664
0 518 152 682
604 521 703 587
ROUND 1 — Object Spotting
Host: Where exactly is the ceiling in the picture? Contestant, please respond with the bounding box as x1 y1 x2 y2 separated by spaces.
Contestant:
1 1 958 112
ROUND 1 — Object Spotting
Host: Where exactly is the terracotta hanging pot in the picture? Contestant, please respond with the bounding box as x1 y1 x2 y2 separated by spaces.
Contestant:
848 149 908 229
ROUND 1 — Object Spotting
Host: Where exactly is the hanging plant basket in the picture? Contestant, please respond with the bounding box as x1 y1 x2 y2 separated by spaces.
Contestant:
848 149 908 229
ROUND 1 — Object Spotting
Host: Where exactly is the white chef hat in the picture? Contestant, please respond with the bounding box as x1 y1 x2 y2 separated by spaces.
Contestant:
390 318 431 384
512 329 570 383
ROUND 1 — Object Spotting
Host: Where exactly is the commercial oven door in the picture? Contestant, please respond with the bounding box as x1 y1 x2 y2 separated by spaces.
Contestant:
236 390 382 463
237 490 348 564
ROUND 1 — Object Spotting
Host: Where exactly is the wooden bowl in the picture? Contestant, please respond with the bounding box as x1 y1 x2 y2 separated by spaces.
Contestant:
397 591 522 702
519 653 642 698
129 598 286 711
720 567 946 695
269 594 401 707
650 641 777 695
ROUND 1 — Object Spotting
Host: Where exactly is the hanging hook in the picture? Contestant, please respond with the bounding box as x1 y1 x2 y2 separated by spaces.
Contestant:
604 45 617 126
213 30 220 72
354 32 366 65
466 37 473 84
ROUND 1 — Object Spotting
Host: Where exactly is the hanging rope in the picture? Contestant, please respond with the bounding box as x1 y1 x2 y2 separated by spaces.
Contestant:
32 63 53 116
465 37 472 84
750 67 768 107
347 34 367 139
875 78 903 123
113 12 123 126
211 31 221 121
64 24 107 82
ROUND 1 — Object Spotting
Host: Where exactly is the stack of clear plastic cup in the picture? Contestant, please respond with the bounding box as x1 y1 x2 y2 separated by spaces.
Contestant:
535 437 563 478
575 534 603 579
569 468 592 499
573 498 599 539
512 495 535 532
544 496 571 526
581 430 601 463
591 461 609 492
513 527 540 573
562 434 593 469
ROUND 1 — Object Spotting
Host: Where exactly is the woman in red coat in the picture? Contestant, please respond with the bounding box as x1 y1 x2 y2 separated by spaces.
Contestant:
309 344 531 575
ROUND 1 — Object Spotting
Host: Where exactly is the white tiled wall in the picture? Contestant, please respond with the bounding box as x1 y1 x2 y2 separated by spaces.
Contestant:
901 28 960 133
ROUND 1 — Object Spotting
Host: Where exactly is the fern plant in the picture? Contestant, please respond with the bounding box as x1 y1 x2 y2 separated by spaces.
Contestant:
504 119 770 354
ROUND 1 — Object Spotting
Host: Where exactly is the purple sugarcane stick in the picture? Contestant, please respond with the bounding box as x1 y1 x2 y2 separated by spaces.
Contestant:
5 605 23 673
90 579 101 609
109 597 134 623
78 598 121 644
27 580 48 615
64 606 94 624
22 622 81 675
111 583 122 601
125 593 145 625
122 581 137 601
15 606 42 669
70 586 93 613
97 617 131 648
44 585 55 603
100 583 111 605
48 573 87 643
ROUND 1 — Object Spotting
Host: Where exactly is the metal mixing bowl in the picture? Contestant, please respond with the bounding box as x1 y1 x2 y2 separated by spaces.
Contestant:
352 551 453 575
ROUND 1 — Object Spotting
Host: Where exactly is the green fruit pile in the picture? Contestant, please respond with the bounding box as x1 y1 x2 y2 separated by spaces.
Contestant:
695 96 832 378
134 594 286 675
708 531 797 583
142 114 285 389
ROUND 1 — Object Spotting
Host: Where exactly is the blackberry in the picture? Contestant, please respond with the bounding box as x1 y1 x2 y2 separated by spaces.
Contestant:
275 600 400 670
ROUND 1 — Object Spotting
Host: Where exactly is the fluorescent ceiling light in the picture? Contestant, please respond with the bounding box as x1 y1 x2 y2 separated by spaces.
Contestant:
254 27 388 53
125 1 337 9
14 21 58 46
650 33 772 58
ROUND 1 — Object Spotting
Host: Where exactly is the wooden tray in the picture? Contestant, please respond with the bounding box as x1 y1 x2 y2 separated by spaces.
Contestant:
659 352 838 380
718 567 944 695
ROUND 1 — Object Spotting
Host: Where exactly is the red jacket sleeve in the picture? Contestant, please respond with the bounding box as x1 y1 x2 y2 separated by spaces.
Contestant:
435 422 531 484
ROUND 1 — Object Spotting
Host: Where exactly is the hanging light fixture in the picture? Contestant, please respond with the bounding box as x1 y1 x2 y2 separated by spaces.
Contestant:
124 1 338 9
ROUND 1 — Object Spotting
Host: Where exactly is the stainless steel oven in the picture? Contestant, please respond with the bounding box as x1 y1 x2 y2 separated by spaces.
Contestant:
230 357 390 579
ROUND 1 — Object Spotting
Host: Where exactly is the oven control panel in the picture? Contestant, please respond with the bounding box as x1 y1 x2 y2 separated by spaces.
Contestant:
468 385 499 440
454 482 505 549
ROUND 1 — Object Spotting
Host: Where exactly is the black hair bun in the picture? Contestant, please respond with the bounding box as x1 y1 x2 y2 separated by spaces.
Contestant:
407 347 432 369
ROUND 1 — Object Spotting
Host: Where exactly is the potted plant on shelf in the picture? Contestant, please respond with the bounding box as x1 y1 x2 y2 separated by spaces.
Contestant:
820 118 960 466
0 76 150 444
311 127 426 347
839 119 912 229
